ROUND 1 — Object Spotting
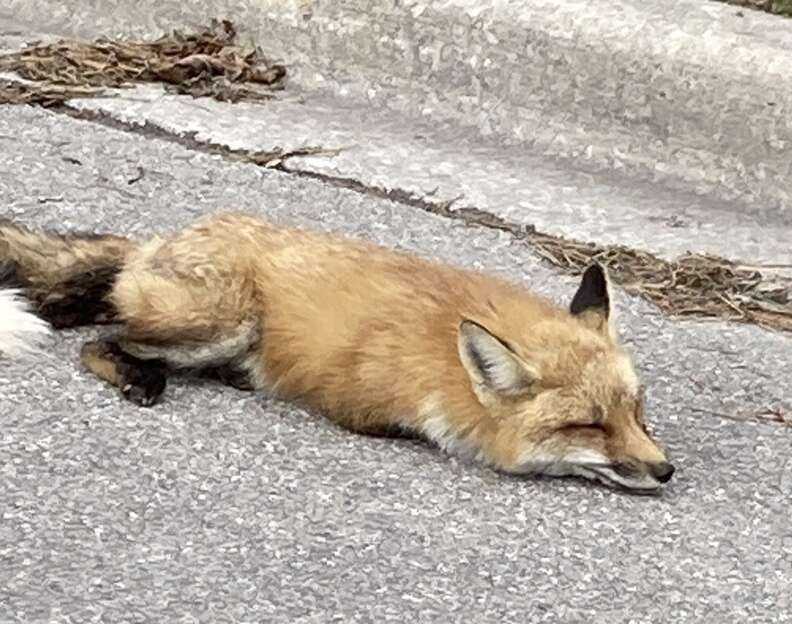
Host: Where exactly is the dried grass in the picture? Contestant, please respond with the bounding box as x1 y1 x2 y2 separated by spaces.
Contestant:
0 78 104 107
0 20 285 105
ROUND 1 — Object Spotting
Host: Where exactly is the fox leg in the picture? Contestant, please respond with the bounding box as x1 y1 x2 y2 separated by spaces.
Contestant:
200 363 258 391
81 322 262 407
80 320 262 407
118 321 263 389
81 339 168 407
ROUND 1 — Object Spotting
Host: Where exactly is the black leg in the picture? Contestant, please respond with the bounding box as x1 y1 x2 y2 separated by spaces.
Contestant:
201 363 256 391
81 340 168 407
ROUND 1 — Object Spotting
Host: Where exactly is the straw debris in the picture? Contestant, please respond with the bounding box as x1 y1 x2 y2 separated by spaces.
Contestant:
0 78 104 107
0 20 285 105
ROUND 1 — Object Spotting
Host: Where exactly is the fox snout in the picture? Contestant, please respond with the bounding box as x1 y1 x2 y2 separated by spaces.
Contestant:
649 461 675 483
610 459 676 490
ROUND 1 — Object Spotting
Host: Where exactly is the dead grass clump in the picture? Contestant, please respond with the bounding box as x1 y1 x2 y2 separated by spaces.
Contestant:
0 20 285 104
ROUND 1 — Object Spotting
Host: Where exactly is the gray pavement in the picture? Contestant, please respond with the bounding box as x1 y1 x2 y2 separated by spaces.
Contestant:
1 103 791 623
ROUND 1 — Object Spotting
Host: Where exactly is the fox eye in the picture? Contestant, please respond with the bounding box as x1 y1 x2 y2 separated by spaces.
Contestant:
559 421 606 433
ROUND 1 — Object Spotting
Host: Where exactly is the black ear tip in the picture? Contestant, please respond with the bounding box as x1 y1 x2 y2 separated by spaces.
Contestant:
570 262 610 317
583 262 607 282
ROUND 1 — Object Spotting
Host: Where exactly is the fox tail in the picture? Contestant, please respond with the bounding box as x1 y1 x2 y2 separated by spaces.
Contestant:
0 219 137 358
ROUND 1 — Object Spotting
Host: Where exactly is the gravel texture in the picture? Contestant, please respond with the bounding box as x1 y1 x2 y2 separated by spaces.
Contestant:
1 106 791 623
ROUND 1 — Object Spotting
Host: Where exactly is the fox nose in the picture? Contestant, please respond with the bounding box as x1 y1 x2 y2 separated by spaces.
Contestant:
650 461 675 483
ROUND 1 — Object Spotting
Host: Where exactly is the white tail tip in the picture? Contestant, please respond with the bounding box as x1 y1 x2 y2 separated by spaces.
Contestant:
0 289 51 358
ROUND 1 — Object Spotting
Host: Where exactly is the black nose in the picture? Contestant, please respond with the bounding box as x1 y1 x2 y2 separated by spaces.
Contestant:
651 461 675 483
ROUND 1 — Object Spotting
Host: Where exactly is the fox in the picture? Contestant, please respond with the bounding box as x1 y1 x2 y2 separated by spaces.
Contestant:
0 212 674 492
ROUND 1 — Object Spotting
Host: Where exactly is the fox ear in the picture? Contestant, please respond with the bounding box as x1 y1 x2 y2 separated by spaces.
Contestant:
570 263 613 335
458 320 539 399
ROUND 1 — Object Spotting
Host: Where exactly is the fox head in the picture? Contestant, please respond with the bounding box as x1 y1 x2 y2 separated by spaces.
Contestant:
457 264 674 493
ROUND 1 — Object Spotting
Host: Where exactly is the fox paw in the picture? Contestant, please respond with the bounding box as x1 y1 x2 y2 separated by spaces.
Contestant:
119 364 167 407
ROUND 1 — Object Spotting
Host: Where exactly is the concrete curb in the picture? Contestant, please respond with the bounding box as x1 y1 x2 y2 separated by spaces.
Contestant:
4 0 792 212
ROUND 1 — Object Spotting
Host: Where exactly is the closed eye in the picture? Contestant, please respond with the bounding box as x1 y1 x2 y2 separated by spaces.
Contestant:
559 422 607 433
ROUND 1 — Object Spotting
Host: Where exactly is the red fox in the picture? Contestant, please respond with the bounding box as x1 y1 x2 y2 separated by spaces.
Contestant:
0 213 674 491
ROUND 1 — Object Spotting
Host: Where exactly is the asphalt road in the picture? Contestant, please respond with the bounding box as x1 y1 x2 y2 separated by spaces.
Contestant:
1 102 791 623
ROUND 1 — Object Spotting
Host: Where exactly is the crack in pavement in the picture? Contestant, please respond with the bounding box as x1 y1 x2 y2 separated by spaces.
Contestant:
51 104 341 166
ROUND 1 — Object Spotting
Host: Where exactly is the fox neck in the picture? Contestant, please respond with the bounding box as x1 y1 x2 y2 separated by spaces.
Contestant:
414 390 522 469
